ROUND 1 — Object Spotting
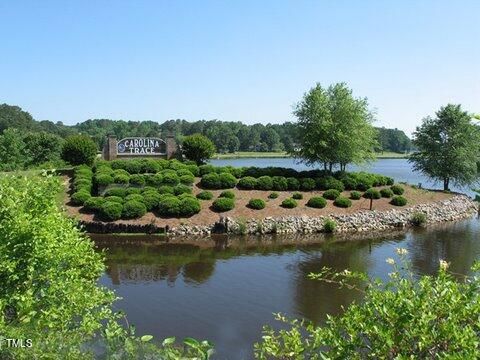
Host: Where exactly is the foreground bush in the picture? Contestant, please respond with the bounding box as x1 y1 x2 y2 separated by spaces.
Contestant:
212 197 235 212
71 190 91 205
182 134 216 164
380 188 394 198
238 176 257 190
122 200 147 219
268 192 279 199
100 201 123 220
306 197 327 209
255 252 480 359
391 195 408 206
334 196 352 208
61 134 97 166
248 198 266 210
292 192 303 200
281 198 297 208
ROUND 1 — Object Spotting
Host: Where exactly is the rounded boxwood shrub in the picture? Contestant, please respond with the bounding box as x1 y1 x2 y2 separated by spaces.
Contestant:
281 198 298 208
160 170 180 186
126 187 142 195
186 164 200 176
71 191 91 205
391 195 408 206
61 135 97 166
212 198 235 212
157 195 181 216
83 196 105 212
104 187 127 198
113 168 129 177
287 177 300 190
114 174 130 184
364 188 381 199
146 173 163 186
124 160 142 174
173 184 192 195
196 190 213 200
179 196 201 217
238 176 257 190
219 190 235 199
341 177 358 191
176 168 194 177
140 159 161 174
386 177 395 186
122 200 147 219
158 185 175 195
129 174 145 186
248 198 266 210
199 164 215 175
350 191 362 200
323 219 337 233
95 174 114 186
334 196 352 208
142 191 162 211
391 184 405 195
268 192 279 199
180 174 195 185
201 172 237 189
272 176 288 191
316 176 345 192
100 201 123 221
307 197 327 209
292 192 303 200
104 196 124 204
380 188 394 198
410 211 427 226
256 176 273 190
323 189 340 200
300 178 316 191
125 194 144 202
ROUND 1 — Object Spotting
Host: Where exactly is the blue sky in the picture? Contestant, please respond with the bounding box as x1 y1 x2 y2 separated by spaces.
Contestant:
1 0 479 135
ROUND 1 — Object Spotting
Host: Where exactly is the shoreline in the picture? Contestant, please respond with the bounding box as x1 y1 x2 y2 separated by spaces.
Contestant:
212 152 407 160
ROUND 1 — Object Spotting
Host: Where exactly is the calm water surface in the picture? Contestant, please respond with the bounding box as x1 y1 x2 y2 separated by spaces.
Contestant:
96 158 479 359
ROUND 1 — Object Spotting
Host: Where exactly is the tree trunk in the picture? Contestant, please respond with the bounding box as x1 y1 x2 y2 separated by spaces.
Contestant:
443 178 450 191
324 162 327 171
329 163 333 172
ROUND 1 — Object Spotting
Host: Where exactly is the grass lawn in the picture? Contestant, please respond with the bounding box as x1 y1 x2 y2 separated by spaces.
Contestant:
213 151 408 159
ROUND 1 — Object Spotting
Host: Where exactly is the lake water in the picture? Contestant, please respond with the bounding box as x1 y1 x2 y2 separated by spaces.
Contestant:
96 158 479 359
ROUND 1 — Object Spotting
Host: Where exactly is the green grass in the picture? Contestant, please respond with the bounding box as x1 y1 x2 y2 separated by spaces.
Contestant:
213 151 408 159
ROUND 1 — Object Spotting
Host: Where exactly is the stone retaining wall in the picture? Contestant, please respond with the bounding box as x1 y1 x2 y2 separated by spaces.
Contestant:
168 195 478 237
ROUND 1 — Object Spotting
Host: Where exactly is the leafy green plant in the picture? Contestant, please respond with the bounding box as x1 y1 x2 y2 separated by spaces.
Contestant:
122 200 147 219
178 196 201 217
410 211 427 226
292 192 303 200
142 190 162 211
256 176 274 190
196 190 214 200
71 190 91 205
391 195 408 206
61 134 97 166
306 196 327 209
113 173 130 184
212 197 235 212
104 187 127 198
201 172 237 189
287 177 300 190
125 194 144 202
380 188 394 198
363 188 381 199
174 184 192 195
281 198 297 208
300 177 316 191
248 198 266 210
323 218 337 233
334 196 352 208
350 190 362 200
238 176 258 190
182 134 216 164
391 184 405 195
100 201 123 221
129 174 146 186
255 251 480 359
272 176 288 191
83 196 105 212
322 189 340 200
268 192 279 199
219 190 235 199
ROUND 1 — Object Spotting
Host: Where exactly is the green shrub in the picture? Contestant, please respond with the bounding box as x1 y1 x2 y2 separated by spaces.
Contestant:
238 176 258 190
268 192 279 199
341 176 358 191
391 195 408 206
125 194 144 202
391 184 405 195
292 192 303 200
287 177 300 190
122 200 147 219
145 173 163 186
73 178 92 192
126 187 142 195
334 196 352 208
123 160 142 174
201 172 237 189
219 190 235 199
110 160 127 170
104 187 127 198
350 191 362 200
307 197 327 209
140 159 161 173
248 198 266 210
157 194 181 216
186 164 200 176
272 176 288 191
71 191 91 205
113 174 130 184
386 177 395 185
113 168 129 177
212 197 235 212
160 170 180 186
95 174 114 186
323 219 337 233
61 135 97 166
83 196 105 212
179 196 201 216
100 201 122 221
199 164 215 175
182 134 216 164
316 177 345 192
129 174 145 186
173 184 192 195
380 188 394 198
196 190 214 200
300 178 316 191
176 168 194 177
158 185 175 195
281 198 297 208
364 188 381 199
410 211 427 226
142 191 162 211
256 176 273 190
323 189 340 200
180 174 195 185
104 196 124 204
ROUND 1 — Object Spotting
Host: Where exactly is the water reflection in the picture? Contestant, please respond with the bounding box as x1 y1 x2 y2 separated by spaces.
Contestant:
95 217 480 359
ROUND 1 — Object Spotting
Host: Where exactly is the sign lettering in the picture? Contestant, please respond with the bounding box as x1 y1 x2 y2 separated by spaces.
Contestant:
117 137 167 156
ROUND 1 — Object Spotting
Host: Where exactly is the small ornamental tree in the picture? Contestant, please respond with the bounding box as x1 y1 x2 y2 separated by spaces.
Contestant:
182 134 216 164
61 135 98 166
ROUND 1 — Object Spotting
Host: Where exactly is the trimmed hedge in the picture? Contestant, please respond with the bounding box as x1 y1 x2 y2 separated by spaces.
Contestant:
391 184 405 195
380 188 394 198
212 198 235 212
350 191 362 200
100 201 123 221
179 174 195 185
143 191 162 211
256 176 273 190
323 189 340 200
83 197 105 212
238 176 257 190
391 195 408 206
179 196 201 217
113 174 129 184
126 187 142 195
334 196 352 208
158 185 175 195
287 177 300 190
95 174 114 186
248 198 266 210
300 178 316 191
173 184 192 195
104 188 127 198
71 191 91 205
157 195 181 216
196 190 214 200
281 198 297 208
272 176 288 191
219 190 235 199
201 172 237 189
307 197 327 209
122 200 147 219
125 194 144 202
129 174 145 186
364 188 381 199
104 196 124 204
292 192 303 200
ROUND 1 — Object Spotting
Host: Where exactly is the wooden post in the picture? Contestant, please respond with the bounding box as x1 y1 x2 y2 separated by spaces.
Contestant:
369 198 373 210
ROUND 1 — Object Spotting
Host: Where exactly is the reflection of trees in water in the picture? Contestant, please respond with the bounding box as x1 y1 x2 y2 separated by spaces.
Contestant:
106 262 181 285
182 261 216 284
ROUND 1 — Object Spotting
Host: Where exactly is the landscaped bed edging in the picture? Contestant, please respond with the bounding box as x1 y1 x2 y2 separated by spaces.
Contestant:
168 195 478 236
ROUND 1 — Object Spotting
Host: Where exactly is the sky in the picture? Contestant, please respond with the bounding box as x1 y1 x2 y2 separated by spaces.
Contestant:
1 0 479 136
